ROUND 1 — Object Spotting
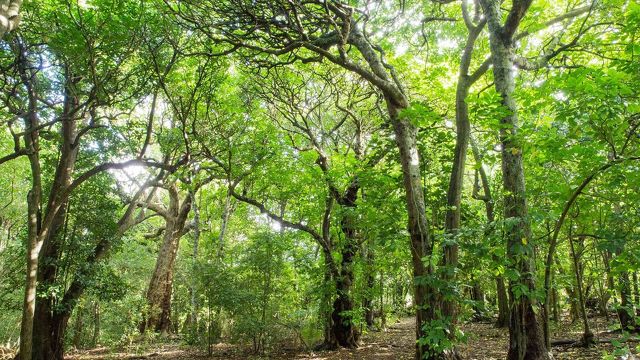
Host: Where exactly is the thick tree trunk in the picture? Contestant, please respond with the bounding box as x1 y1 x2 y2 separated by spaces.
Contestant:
142 186 192 334
347 29 437 358
143 219 181 333
480 0 550 358
388 105 436 359
27 73 83 360
327 182 362 347
17 41 44 360
330 238 359 347
0 0 21 38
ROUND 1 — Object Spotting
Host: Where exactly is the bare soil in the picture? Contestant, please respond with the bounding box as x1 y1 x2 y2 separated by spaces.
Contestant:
60 316 639 360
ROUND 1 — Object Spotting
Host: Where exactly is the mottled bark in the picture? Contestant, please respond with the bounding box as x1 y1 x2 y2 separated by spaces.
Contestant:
142 185 192 333
389 105 436 359
0 0 21 38
442 3 486 331
479 0 550 358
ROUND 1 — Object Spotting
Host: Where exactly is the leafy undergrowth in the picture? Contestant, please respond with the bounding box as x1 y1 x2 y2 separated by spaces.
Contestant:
65 316 640 360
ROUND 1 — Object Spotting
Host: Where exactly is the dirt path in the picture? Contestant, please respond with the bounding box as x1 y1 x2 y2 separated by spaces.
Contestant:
65 316 637 359
296 318 415 360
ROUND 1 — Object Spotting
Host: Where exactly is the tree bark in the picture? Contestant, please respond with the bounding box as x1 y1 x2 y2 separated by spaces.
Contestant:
480 0 550 358
30 69 96 360
331 207 360 347
568 232 594 345
17 40 44 360
142 185 192 334
321 254 335 348
441 4 486 334
388 104 436 359
0 0 21 38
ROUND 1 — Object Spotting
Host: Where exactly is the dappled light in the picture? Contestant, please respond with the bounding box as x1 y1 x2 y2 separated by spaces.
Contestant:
1 0 639 360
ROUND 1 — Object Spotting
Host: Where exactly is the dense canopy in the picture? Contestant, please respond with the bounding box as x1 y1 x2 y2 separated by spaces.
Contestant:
0 0 639 359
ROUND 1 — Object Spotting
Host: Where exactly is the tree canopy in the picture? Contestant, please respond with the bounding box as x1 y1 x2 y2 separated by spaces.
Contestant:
1 0 639 359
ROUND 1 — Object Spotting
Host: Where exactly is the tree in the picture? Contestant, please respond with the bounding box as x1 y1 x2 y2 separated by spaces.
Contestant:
168 1 443 356
479 0 550 358
0 1 180 358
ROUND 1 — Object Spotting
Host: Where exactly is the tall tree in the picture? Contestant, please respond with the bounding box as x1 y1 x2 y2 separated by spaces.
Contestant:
479 0 550 358
168 1 443 356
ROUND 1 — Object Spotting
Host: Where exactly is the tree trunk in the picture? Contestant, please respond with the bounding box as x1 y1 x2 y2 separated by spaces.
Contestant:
388 105 436 359
551 286 559 322
0 0 22 38
568 233 594 345
346 29 438 358
17 41 44 360
496 276 510 328
441 4 486 331
480 0 550 358
330 239 359 347
142 186 192 334
27 71 83 360
380 271 387 330
633 272 639 309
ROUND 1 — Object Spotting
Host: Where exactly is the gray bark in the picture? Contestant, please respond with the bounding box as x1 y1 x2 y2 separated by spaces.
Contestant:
479 0 550 358
0 0 21 38
142 185 192 334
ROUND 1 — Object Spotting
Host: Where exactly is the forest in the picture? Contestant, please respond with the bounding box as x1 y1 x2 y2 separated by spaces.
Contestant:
0 0 639 359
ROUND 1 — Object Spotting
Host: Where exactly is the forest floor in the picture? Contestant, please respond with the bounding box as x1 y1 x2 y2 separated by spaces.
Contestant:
62 315 639 360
